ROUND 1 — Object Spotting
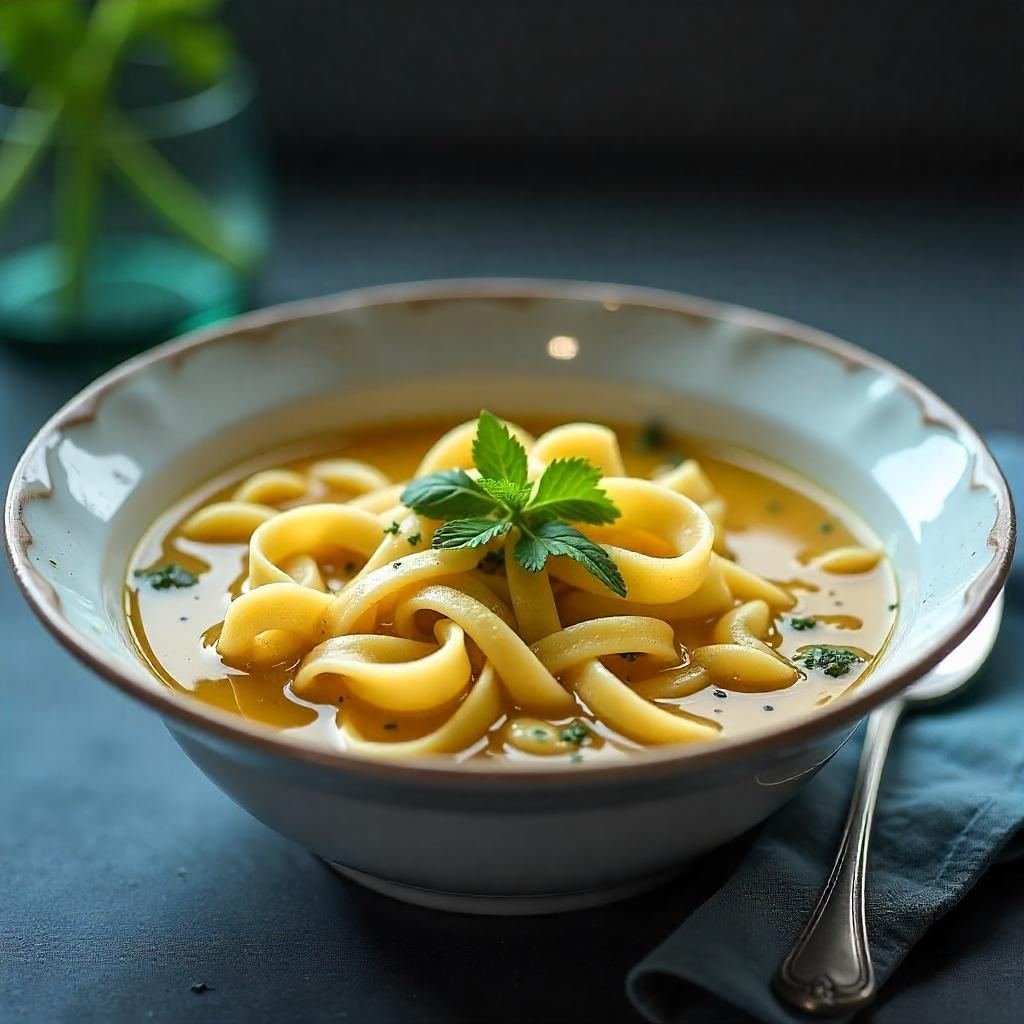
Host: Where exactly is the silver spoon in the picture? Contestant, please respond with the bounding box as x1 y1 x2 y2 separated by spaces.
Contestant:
773 593 1005 1017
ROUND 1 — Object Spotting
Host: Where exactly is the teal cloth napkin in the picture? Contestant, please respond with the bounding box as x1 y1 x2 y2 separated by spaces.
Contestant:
628 432 1023 1024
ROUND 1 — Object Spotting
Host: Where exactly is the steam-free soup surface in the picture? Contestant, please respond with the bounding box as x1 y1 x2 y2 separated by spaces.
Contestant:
127 416 896 763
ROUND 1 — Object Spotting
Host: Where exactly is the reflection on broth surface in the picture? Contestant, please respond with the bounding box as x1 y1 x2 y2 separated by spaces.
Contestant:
126 415 896 764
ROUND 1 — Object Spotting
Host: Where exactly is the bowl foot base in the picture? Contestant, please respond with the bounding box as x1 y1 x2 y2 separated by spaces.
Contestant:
322 860 680 915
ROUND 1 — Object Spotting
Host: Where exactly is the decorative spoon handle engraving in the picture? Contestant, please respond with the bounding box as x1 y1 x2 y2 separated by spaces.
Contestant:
773 700 905 1016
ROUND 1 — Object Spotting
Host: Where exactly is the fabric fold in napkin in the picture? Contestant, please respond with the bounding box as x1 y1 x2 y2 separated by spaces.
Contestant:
628 432 1024 1024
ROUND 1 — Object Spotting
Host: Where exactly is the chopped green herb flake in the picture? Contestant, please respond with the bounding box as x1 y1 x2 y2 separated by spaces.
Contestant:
662 451 685 468
820 521 834 534
766 499 783 514
797 646 864 678
407 532 422 546
383 521 400 535
560 721 592 746
569 751 584 763
530 727 550 741
634 420 667 453
134 563 198 590
790 617 817 631
888 602 898 611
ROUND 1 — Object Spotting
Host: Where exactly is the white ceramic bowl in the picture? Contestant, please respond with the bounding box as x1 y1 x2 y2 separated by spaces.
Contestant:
5 280 1015 914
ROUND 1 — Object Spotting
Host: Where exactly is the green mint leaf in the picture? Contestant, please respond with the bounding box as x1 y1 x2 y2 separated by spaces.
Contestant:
478 477 532 509
432 517 511 550
513 531 549 573
515 521 626 597
134 563 198 590
472 410 528 486
525 458 620 525
400 470 499 519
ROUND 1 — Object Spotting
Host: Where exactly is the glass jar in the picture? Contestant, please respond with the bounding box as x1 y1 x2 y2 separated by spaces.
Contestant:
0 58 271 345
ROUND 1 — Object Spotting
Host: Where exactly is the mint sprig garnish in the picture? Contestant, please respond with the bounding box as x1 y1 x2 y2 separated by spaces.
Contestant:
401 411 627 597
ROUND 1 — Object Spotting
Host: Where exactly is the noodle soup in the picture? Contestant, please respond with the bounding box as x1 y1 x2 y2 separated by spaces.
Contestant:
127 415 896 764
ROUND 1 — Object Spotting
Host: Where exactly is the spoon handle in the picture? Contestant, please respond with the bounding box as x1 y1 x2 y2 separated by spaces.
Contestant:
773 699 905 1016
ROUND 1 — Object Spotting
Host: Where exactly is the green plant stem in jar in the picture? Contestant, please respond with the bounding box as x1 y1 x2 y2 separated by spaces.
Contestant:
0 0 265 342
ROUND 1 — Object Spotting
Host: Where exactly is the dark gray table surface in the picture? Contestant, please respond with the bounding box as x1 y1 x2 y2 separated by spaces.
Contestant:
2 174 1022 1024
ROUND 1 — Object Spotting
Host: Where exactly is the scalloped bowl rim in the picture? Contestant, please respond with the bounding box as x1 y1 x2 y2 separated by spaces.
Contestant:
4 278 1016 787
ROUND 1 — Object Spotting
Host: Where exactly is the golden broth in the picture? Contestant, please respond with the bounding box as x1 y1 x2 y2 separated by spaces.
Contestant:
126 417 897 762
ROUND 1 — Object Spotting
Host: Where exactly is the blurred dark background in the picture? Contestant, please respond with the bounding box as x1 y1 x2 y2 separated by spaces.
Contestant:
230 0 1020 175
213 0 1022 430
